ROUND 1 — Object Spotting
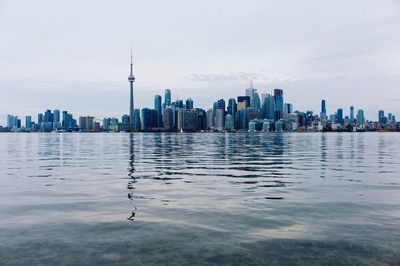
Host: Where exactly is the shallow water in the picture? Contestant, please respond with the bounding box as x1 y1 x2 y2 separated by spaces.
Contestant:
0 132 399 265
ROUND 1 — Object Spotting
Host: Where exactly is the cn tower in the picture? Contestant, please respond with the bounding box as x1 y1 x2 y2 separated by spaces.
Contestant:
128 50 135 125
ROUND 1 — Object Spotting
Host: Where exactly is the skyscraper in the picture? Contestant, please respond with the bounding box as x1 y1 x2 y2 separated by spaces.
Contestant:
122 114 130 124
245 82 256 108
44 109 53 123
350 106 354 122
38 113 43 125
163 108 173 131
7 115 18 128
284 103 293 118
237 96 250 110
141 108 152 132
357 109 365 127
154 95 162 127
206 109 214 129
215 109 225 129
378 110 385 126
321 99 326 114
128 50 136 125
53 109 60 130
254 92 261 109
274 89 284 121
62 111 68 130
263 94 275 120
164 89 171 107
216 99 225 111
25 116 32 129
53 110 60 123
177 109 198 131
185 98 193 109
227 98 237 116
320 99 327 120
337 108 344 125
133 109 141 130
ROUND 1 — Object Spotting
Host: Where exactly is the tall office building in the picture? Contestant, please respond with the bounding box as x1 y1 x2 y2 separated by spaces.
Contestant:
350 106 354 122
62 111 68 130
175 100 184 109
274 89 284 121
320 99 327 120
197 109 207 130
186 98 193 109
216 99 225 111
378 110 385 126
133 109 141 130
177 109 197 131
141 108 152 132
78 116 94 131
357 109 365 127
62 111 75 131
79 116 87 131
128 50 136 125
163 108 173 131
43 109 53 131
284 103 293 118
7 115 18 128
38 113 43 125
25 116 32 129
164 89 171 107
122 114 130 124
227 98 237 116
337 108 344 125
215 109 225 129
254 93 261 109
235 109 246 129
263 94 275 120
245 82 256 108
237 96 250 111
154 95 162 127
206 109 214 129
44 110 53 123
244 108 260 129
53 110 60 123
321 99 326 114
53 109 60 130
103 118 111 131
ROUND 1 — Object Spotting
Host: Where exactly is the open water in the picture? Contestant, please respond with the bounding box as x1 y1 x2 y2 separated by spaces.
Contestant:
0 132 399 265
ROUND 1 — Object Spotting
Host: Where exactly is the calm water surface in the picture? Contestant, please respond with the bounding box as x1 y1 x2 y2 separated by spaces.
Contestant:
0 133 399 265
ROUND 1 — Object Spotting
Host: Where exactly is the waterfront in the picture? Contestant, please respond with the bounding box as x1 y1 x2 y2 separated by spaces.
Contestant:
1 132 399 265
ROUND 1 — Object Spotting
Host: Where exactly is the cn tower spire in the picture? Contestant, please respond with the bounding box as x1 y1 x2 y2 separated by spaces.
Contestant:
128 49 136 126
130 49 133 75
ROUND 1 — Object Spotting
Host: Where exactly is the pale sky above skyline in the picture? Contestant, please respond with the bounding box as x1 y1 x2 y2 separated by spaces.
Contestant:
0 0 400 124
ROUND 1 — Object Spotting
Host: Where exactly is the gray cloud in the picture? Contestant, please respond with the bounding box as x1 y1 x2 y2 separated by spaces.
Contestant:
186 72 260 83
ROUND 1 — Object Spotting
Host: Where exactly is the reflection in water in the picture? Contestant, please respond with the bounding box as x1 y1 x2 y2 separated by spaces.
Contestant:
1 133 400 265
127 133 137 221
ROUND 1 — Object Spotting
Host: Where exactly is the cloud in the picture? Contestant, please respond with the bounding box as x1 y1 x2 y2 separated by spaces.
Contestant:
186 72 260 83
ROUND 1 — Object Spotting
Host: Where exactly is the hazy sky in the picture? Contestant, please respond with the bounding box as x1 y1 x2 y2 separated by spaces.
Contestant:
0 0 399 124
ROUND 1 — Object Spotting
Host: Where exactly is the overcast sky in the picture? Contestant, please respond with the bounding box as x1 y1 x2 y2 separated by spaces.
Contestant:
0 0 399 124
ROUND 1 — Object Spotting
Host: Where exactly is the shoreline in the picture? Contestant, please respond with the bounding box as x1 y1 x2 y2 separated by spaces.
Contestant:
1 130 399 134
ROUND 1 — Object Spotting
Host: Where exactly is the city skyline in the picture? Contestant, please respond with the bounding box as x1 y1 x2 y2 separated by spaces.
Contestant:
1 0 400 125
1 52 398 130
2 54 397 132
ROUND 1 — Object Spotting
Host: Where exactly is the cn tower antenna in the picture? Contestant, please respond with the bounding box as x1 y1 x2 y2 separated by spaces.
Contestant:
128 49 136 126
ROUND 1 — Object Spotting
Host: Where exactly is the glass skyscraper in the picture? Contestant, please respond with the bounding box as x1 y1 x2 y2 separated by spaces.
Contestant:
154 95 162 127
164 89 171 107
274 89 284 121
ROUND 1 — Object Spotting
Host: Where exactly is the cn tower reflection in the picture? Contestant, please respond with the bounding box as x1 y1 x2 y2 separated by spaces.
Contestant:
127 133 137 221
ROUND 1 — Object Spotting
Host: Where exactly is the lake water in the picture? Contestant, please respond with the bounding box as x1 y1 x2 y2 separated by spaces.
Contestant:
0 132 399 265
